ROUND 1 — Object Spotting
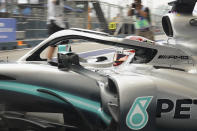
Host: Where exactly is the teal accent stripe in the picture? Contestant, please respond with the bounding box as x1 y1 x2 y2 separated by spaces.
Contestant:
0 81 111 124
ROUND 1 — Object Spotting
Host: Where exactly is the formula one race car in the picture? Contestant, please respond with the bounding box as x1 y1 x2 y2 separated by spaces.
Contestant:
1 0 197 131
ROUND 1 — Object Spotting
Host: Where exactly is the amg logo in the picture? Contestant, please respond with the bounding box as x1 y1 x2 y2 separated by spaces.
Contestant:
158 55 189 60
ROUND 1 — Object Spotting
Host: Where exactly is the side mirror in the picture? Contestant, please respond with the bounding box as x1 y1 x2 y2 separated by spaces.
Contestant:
57 45 79 69
58 52 80 69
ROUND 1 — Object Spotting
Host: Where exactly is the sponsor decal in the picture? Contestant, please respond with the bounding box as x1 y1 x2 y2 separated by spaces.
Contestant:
156 99 197 119
158 55 189 60
126 96 153 130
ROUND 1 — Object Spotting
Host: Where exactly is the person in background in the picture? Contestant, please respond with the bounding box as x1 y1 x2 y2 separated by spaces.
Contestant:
128 0 154 41
47 0 68 61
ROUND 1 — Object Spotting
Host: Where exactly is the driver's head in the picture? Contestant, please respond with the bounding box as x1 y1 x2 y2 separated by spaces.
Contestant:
113 53 128 66
113 49 135 66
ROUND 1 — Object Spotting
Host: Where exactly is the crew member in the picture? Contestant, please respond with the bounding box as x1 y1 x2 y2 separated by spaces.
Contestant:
47 0 69 61
128 0 154 41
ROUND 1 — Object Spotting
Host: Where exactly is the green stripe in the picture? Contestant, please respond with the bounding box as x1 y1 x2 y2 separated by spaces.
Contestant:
0 81 111 124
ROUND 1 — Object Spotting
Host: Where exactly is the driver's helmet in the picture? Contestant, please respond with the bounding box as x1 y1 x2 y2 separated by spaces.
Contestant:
113 48 135 66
